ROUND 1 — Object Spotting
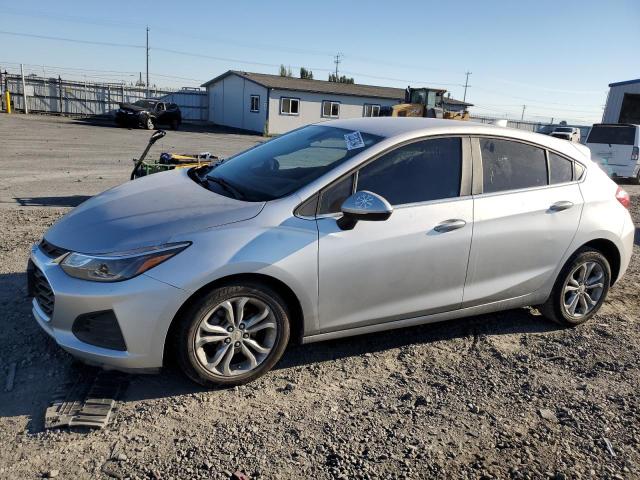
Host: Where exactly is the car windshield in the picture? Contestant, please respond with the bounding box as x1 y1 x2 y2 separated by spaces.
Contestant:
204 125 384 201
587 125 636 145
133 100 157 109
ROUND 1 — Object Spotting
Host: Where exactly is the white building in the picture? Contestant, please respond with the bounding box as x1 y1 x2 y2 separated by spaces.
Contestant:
202 70 405 135
603 78 640 124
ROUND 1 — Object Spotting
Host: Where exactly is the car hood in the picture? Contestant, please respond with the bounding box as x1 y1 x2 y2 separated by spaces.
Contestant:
44 169 265 254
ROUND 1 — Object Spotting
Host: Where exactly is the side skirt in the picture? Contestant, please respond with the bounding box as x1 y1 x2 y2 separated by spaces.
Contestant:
301 291 545 344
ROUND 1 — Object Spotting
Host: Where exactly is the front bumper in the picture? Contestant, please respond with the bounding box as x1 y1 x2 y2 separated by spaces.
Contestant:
29 243 190 372
115 110 142 126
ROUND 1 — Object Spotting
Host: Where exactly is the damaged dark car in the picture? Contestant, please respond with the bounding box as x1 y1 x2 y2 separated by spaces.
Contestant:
115 99 182 130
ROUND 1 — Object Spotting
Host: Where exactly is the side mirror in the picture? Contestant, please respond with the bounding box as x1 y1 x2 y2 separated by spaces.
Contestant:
337 191 393 230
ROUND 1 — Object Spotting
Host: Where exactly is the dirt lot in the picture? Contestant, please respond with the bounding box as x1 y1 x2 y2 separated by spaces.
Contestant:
0 114 638 480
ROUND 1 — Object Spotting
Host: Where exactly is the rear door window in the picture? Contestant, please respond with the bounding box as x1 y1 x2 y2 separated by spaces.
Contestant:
480 138 547 193
587 125 636 145
549 152 573 184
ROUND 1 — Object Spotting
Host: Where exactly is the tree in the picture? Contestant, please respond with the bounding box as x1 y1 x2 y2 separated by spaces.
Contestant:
328 73 354 84
300 67 314 80
279 65 293 77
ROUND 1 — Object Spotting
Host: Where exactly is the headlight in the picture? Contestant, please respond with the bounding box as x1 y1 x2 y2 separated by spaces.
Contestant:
60 242 190 282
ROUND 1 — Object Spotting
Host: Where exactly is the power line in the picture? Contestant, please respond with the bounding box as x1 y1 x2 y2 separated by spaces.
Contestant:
0 29 609 113
472 85 607 107
339 70 464 87
0 30 144 49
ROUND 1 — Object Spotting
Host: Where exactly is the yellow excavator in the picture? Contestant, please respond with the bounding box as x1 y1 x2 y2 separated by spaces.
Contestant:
382 87 470 120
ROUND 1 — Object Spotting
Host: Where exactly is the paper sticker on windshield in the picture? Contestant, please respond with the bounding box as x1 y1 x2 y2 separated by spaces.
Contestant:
344 131 365 150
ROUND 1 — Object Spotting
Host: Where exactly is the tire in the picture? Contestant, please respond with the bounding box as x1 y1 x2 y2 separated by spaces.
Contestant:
630 172 640 185
144 117 155 130
174 283 290 387
538 248 611 326
170 119 179 130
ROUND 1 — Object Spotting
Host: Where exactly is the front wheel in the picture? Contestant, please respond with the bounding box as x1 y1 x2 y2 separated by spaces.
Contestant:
144 117 155 130
539 248 611 326
175 283 290 387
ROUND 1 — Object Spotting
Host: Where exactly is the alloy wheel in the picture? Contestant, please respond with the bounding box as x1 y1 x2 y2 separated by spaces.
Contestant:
193 296 277 376
562 261 605 318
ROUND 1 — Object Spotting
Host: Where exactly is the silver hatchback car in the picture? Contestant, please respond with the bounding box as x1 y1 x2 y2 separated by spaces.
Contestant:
29 118 635 386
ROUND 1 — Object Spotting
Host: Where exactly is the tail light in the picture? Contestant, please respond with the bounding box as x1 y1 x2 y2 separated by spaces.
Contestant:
615 186 631 209
632 146 639 162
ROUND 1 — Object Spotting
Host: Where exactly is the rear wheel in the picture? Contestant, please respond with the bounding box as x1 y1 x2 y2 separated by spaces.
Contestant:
539 248 610 326
170 119 179 130
175 283 290 387
630 172 640 185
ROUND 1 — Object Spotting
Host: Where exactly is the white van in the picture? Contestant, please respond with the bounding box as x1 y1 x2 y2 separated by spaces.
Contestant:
586 124 640 183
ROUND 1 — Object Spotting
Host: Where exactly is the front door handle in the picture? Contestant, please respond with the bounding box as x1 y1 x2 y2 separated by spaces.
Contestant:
434 219 467 233
550 201 574 212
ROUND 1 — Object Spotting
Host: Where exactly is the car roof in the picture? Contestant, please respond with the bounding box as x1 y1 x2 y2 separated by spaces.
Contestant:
321 117 590 161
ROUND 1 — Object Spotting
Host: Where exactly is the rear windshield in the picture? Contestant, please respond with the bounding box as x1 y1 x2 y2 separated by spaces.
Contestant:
587 125 636 145
554 127 572 132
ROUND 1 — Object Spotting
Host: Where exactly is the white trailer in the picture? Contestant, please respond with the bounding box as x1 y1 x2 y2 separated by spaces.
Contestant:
602 79 640 124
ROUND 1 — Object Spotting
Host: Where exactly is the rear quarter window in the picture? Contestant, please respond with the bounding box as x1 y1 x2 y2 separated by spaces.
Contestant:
587 126 636 145
549 152 573 184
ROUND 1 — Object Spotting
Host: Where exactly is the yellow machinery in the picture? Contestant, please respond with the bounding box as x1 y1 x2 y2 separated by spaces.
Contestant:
387 87 469 120
3 90 10 113
131 130 216 179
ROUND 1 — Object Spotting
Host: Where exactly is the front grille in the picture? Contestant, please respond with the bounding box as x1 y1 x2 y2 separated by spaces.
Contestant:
33 267 55 317
40 239 69 259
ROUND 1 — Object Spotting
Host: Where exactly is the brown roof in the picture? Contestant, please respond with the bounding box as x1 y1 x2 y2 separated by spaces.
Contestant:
202 70 406 100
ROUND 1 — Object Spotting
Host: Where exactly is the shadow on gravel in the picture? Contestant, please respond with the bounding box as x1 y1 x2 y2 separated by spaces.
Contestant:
14 195 92 207
635 228 639 246
0 266 563 417
121 308 562 402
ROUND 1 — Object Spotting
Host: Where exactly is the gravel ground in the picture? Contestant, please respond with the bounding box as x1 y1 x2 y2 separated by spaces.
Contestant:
0 114 638 480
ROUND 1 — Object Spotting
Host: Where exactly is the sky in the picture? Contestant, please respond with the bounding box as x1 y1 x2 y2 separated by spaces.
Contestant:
1 0 638 125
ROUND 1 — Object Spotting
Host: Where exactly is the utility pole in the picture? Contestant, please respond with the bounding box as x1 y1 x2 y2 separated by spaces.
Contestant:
463 71 471 102
334 53 343 78
146 26 150 98
521 104 526 121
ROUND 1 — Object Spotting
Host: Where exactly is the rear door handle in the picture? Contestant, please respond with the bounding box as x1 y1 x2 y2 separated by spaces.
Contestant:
434 219 467 233
550 201 574 212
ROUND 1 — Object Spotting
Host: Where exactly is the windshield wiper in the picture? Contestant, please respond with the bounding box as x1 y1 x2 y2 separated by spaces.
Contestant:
207 176 246 200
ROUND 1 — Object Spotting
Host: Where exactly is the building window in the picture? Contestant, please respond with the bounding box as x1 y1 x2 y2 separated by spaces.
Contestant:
250 95 260 113
322 101 340 118
280 97 300 115
363 104 380 117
